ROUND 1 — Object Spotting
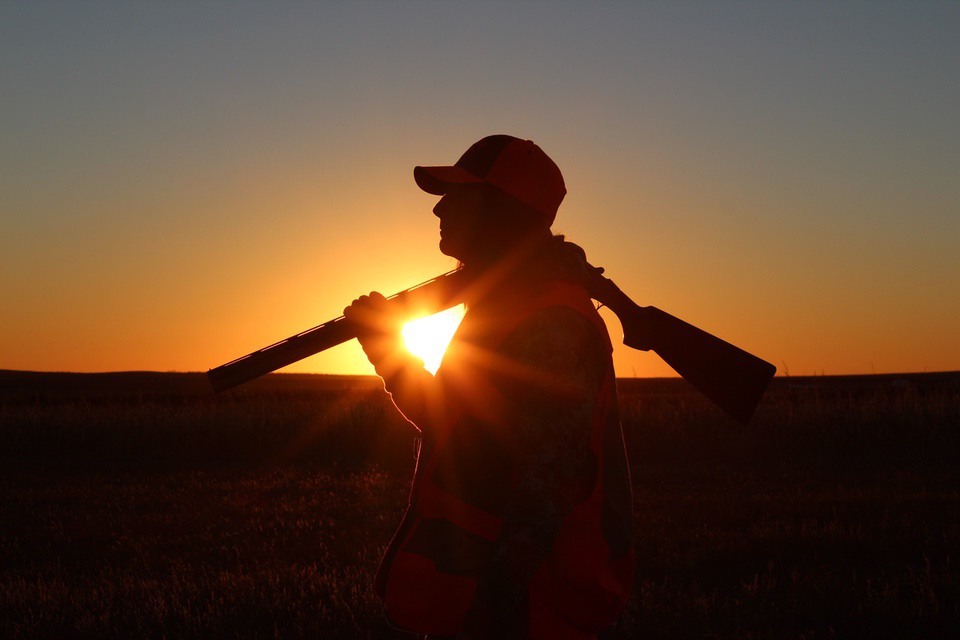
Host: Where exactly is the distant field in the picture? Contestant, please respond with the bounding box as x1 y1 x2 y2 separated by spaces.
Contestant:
1 370 958 638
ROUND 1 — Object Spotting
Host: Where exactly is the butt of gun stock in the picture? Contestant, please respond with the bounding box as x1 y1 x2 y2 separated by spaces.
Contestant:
588 271 775 425
635 306 776 425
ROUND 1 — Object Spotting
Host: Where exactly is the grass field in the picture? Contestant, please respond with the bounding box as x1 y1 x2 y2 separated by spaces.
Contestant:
1 370 958 638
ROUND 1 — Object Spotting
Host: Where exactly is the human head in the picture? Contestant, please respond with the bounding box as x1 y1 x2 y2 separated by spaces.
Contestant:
415 135 566 263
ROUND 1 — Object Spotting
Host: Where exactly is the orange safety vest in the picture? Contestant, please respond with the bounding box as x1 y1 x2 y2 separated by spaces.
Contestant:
375 279 634 638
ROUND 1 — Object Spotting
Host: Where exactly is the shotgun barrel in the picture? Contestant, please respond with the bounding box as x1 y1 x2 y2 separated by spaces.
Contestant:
206 269 471 393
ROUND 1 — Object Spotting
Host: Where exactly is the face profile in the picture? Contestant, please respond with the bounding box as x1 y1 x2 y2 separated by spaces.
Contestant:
432 184 488 262
431 180 555 269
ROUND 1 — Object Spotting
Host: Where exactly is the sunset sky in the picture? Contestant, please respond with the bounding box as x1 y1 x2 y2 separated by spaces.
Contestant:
2 1 958 378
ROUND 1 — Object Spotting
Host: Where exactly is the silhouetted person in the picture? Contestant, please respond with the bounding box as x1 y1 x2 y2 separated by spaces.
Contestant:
344 135 633 639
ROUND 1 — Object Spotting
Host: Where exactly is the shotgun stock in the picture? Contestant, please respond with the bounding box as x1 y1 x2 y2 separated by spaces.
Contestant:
586 270 776 425
208 267 775 424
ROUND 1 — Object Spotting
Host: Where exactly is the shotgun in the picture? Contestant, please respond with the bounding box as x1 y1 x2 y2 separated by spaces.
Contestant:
207 266 775 424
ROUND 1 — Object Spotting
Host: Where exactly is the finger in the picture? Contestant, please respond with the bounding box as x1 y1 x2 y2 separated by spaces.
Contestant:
344 293 375 316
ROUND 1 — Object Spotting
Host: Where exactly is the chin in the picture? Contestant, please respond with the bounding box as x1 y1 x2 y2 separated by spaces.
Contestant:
439 238 465 262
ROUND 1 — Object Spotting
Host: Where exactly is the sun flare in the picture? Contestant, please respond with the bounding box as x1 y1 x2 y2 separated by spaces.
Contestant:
401 306 465 374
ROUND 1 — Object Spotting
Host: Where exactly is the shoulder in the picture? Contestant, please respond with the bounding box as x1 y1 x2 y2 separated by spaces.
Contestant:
499 304 608 382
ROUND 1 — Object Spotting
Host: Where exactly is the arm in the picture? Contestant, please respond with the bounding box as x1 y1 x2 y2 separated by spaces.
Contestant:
462 307 605 638
343 292 437 430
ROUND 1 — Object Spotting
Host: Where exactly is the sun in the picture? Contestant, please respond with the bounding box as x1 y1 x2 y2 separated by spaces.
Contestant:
401 305 465 374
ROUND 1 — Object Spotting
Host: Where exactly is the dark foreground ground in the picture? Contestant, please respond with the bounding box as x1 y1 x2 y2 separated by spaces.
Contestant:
1 370 958 638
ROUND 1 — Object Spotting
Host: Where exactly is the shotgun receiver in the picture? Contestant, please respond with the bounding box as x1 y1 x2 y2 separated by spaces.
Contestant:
207 267 775 424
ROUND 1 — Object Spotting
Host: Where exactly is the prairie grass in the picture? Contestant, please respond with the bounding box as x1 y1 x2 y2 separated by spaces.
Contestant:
1 371 958 638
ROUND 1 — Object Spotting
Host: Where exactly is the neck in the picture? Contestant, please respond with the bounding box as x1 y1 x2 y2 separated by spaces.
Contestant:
457 233 563 307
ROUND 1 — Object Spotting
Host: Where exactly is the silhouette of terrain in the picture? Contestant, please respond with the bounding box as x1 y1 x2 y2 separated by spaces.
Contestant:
1 369 957 638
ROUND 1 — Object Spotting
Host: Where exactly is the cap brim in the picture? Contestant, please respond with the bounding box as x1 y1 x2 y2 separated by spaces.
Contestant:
414 165 483 195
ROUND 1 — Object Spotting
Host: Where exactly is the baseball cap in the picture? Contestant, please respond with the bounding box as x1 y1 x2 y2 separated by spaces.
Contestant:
414 134 566 227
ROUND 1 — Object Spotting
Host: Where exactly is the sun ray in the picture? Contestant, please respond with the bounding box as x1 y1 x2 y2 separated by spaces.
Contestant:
401 305 465 374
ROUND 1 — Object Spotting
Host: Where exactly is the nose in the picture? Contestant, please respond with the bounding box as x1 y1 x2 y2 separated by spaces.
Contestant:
433 194 449 219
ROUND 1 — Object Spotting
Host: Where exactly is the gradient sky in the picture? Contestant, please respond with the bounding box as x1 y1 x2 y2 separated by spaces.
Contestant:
2 1 958 378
